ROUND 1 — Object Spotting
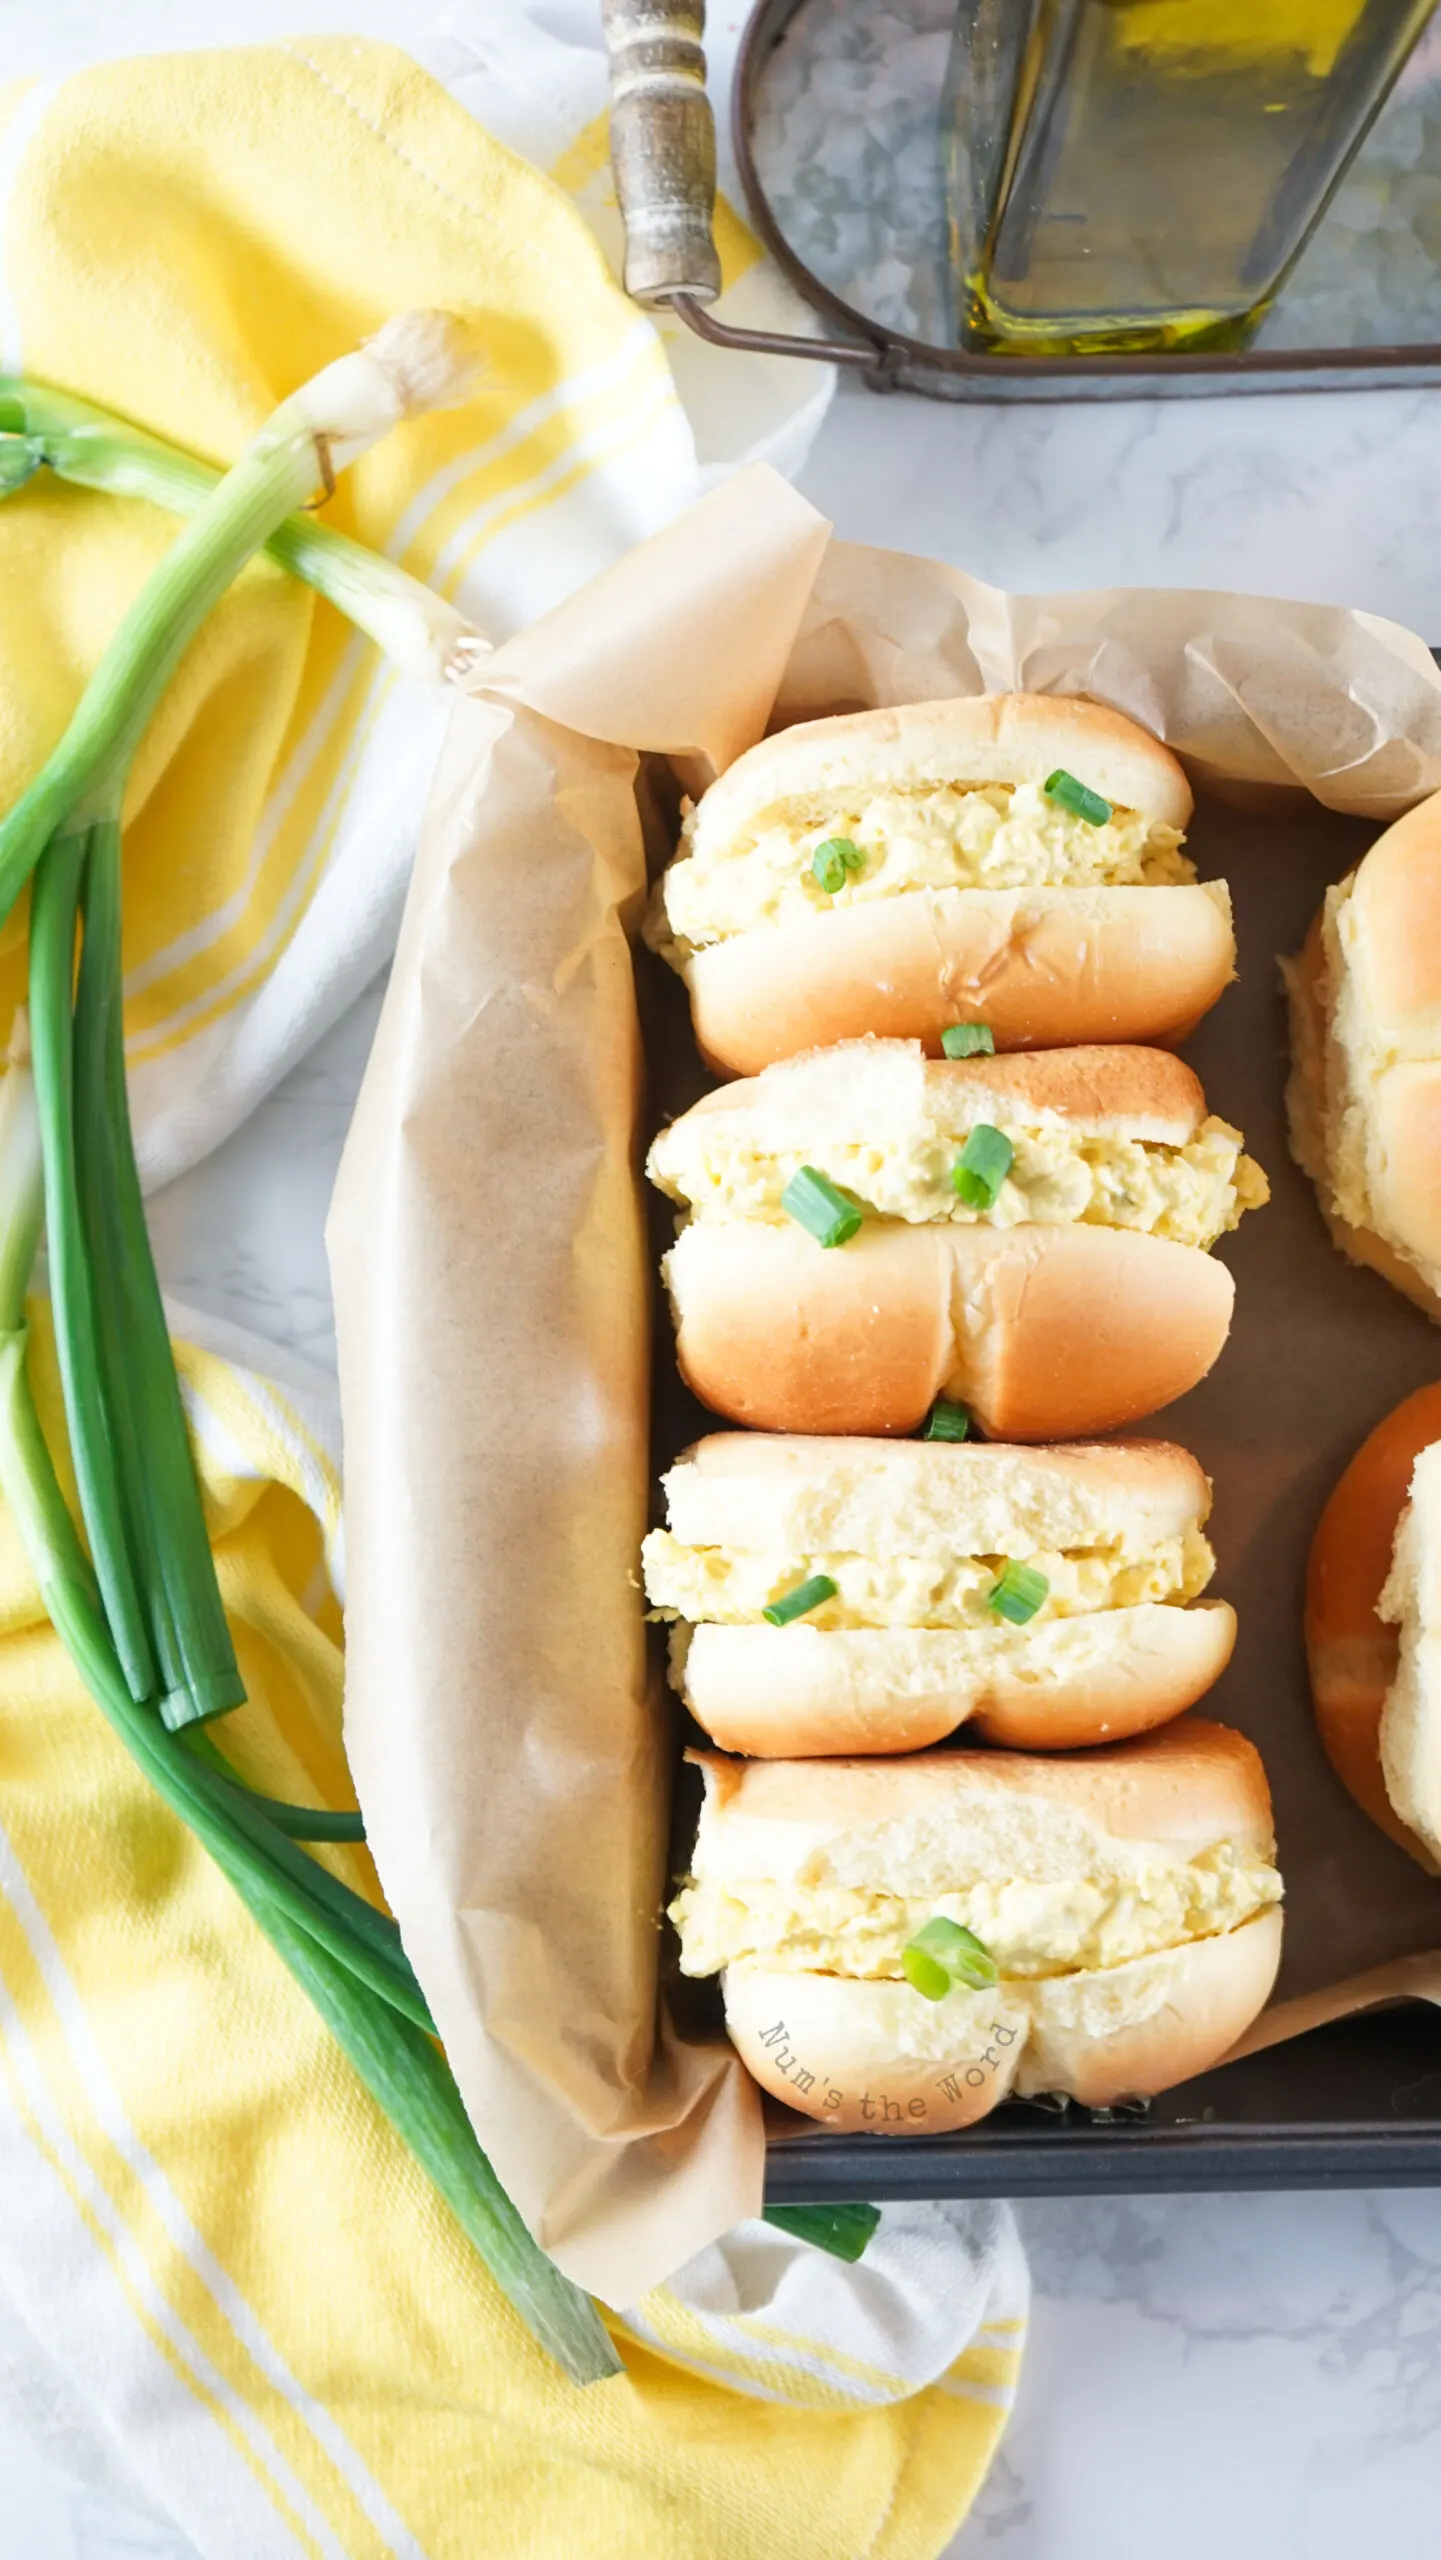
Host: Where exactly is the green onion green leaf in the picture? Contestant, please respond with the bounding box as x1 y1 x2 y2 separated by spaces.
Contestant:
763 2202 880 2262
951 1124 1014 1210
902 1916 1000 2001
811 836 866 895
922 1398 971 1442
0 438 42 496
1044 767 1113 826
941 1022 995 1060
782 1164 863 1248
763 1572 838 1627
73 812 244 1731
988 1559 1050 1624
29 833 157 1706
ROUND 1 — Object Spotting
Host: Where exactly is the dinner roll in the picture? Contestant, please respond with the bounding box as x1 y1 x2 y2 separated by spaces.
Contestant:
1285 792 1441 1321
1306 1382 1441 1872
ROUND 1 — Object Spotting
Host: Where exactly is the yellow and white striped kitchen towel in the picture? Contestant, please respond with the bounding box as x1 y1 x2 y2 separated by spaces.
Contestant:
0 29 1024 2554
0 1298 1025 2560
0 25 826 1191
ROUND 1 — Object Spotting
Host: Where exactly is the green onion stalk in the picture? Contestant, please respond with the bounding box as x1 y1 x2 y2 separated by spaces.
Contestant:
0 320 624 2383
0 376 490 686
0 1031 619 2378
0 323 867 2347
7 313 490 1736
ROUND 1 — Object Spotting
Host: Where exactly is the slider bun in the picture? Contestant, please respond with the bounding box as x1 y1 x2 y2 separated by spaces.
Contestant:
658 1037 1212 1160
702 1723 1277 2130
664 1218 1234 1439
694 1718 1275 1863
1345 790 1441 1019
724 1916 1283 2132
686 886 1234 1076
1305 1382 1441 1871
663 1430 1215 1554
680 696 1211 1074
1286 805 1441 1320
689 693 1194 861
679 1604 1238 1756
662 1434 1231 1753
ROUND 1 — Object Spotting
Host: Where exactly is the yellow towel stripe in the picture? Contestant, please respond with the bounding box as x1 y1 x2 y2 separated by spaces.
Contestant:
117 376 678 1062
0 1875 348 2556
625 2290 889 2408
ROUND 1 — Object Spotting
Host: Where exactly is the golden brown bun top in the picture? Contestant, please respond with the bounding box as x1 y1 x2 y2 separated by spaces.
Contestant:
689 1720 1273 1875
1349 792 1441 1039
673 1038 1209 1145
1305 1383 1441 1868
689 693 1194 859
665 1431 1212 1557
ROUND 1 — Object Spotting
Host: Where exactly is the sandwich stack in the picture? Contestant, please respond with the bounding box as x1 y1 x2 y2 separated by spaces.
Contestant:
642 692 1285 2134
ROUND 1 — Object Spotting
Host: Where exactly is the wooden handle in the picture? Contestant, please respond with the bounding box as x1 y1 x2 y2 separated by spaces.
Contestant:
602 0 723 306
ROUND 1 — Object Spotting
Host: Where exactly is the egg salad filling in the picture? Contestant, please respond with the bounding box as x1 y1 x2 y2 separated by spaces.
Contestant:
642 1527 1215 1630
652 780 1194 959
670 1841 1282 1985
653 1114 1268 1250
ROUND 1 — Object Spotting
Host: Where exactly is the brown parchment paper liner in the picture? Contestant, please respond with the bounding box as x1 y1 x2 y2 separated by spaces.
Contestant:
331 462 1441 2302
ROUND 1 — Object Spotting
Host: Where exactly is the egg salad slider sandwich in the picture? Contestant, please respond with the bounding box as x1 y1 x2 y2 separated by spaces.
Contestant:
1306 1381 1441 1873
644 1433 1236 1755
671 1724 1283 2132
1286 790 1441 1320
645 691 1235 1075
648 1037 1267 1441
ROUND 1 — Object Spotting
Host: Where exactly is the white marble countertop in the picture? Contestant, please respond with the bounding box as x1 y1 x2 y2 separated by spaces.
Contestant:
5 0 1441 2552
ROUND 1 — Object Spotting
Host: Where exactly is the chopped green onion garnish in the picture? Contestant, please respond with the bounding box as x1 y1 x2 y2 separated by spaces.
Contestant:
763 2201 880 2262
763 1573 838 1627
952 1124 1014 1210
782 1164 863 1247
989 1559 1050 1624
1044 767 1113 826
941 1022 995 1060
811 836 866 895
902 1917 1000 2001
922 1398 971 1442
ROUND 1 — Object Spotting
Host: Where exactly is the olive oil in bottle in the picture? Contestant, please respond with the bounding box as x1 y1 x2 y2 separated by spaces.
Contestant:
945 0 1438 355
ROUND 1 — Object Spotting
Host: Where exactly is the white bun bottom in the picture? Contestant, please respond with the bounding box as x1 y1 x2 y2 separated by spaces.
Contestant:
723 1910 1282 2133
677 1602 1237 1756
665 1217 1235 1441
686 885 1234 1077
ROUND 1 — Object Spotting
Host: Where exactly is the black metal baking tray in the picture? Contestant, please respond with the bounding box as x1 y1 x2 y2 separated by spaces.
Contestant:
644 749 1441 2206
764 2011 1441 2203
